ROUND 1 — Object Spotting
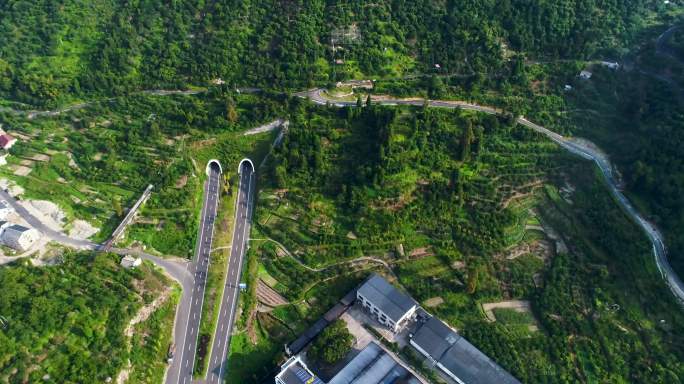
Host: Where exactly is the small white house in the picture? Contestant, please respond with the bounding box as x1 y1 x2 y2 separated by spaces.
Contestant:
579 70 593 80
120 255 142 268
1 224 40 251
0 152 7 166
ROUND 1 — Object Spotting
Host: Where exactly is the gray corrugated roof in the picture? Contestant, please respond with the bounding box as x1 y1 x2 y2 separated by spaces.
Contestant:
412 316 520 384
329 342 420 384
6 224 31 232
411 317 460 359
438 337 520 384
357 274 417 323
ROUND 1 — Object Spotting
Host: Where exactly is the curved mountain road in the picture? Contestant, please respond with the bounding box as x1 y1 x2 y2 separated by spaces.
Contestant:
656 25 682 64
298 88 684 305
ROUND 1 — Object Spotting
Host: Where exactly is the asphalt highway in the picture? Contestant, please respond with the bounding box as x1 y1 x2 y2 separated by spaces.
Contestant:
204 160 255 384
174 162 222 384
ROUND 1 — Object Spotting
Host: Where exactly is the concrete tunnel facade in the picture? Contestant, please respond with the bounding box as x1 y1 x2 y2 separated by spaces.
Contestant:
238 158 254 174
206 159 223 176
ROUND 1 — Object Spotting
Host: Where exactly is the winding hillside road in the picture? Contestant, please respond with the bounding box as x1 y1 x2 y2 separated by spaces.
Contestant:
656 25 682 63
297 88 684 305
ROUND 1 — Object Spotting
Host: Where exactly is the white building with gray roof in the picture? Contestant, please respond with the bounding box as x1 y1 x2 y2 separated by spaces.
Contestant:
356 274 418 332
410 317 521 384
1 224 40 251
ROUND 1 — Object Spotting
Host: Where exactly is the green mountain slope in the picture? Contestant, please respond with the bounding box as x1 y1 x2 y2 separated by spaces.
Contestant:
0 0 652 104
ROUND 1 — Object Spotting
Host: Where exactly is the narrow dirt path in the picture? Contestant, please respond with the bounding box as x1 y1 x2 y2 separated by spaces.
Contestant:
251 237 392 272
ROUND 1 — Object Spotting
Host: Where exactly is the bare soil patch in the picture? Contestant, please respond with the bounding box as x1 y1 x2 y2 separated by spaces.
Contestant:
409 247 434 259
424 297 444 307
20 200 66 231
68 220 99 240
498 239 553 261
190 138 217 149
175 174 188 188
125 286 172 337
12 165 32 176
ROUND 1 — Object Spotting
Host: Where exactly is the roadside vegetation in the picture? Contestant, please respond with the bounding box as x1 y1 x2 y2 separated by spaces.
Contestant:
127 287 181 383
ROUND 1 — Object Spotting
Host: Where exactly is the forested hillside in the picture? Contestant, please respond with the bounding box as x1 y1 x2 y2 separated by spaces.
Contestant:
0 252 177 383
237 101 684 383
0 0 652 104
2 2 684 384
538 20 684 277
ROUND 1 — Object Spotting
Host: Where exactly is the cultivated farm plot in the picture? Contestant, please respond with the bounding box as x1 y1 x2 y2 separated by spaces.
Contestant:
482 300 539 334
256 279 289 308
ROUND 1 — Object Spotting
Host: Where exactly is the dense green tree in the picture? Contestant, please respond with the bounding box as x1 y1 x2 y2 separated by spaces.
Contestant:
308 320 354 365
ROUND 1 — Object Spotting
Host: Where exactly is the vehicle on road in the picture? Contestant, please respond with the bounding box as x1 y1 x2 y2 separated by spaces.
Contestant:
167 343 176 364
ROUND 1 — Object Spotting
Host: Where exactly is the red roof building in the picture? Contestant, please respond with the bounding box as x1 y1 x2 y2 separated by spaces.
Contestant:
0 134 17 150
